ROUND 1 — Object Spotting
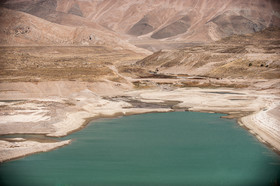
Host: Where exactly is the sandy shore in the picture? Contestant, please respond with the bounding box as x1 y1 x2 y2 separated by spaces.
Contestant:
240 103 280 152
0 139 71 163
0 81 279 162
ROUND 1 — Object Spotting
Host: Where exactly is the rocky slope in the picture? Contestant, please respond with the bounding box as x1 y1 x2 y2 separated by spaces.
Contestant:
133 27 280 82
1 0 279 48
0 7 150 54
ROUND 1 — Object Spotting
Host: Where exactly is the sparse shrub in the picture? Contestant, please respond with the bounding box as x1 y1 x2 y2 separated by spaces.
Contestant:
248 63 252 67
260 64 264 67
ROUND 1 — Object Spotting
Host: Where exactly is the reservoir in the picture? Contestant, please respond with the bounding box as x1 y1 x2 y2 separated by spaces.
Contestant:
0 112 279 185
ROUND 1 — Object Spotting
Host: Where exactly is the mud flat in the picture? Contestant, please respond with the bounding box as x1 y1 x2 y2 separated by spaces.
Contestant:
0 81 279 162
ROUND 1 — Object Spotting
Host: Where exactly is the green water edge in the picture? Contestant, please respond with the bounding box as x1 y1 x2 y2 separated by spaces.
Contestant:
0 111 279 186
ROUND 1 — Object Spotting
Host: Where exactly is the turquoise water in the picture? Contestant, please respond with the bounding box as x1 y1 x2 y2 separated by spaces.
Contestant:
0 112 279 186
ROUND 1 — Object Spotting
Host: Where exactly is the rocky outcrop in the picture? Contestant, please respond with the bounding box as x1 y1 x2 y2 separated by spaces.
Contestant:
151 15 191 39
68 3 83 17
128 16 154 36
207 11 265 39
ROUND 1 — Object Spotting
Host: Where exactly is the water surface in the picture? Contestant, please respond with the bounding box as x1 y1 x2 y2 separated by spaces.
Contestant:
0 112 279 185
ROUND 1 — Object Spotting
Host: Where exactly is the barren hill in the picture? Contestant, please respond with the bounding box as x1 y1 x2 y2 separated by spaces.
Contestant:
0 7 150 54
1 0 280 49
128 27 280 82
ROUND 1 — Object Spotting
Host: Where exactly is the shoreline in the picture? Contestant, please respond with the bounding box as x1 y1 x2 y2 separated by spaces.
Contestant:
0 139 71 163
53 110 174 138
1 107 278 163
71 108 280 156
238 118 280 156
0 82 279 162
239 103 280 155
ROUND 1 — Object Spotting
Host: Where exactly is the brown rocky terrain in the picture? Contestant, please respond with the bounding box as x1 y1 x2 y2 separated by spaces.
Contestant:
132 27 280 86
0 45 146 83
0 0 280 51
0 7 150 55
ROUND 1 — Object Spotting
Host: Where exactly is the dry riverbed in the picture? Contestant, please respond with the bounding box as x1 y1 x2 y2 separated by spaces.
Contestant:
0 81 279 162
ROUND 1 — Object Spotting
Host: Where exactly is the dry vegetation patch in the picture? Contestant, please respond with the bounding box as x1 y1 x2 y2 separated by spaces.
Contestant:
0 46 145 82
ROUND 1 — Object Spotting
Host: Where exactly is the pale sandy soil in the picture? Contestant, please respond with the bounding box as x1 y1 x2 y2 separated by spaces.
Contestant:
0 139 71 163
0 80 279 162
240 104 280 151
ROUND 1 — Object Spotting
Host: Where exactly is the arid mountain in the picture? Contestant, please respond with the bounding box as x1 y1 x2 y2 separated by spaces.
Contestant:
0 6 149 54
129 27 280 81
1 0 279 49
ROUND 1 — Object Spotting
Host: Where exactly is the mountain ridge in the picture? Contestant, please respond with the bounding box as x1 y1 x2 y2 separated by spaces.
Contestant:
1 0 279 48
